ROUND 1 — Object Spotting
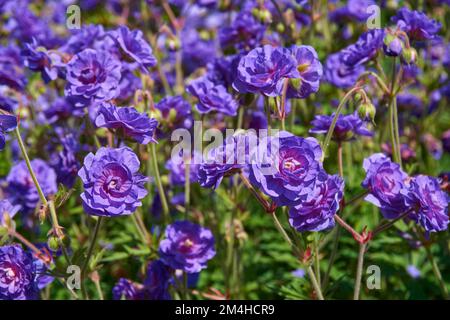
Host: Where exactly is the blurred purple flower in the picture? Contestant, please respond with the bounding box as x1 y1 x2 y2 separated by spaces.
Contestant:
0 45 26 91
310 112 372 142
392 8 441 41
21 40 58 83
112 278 141 300
7 159 57 214
155 96 193 130
406 265 421 279
0 199 20 225
95 103 158 144
324 53 365 89
340 29 385 66
187 77 238 116
159 220 216 273
142 260 172 300
109 26 157 73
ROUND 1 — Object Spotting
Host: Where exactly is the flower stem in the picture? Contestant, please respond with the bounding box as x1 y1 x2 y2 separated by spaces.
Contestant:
149 143 170 223
321 87 361 160
388 58 402 166
337 142 344 177
184 157 190 219
353 242 367 300
15 127 48 206
306 265 325 300
81 216 103 300
424 245 449 299
313 234 321 286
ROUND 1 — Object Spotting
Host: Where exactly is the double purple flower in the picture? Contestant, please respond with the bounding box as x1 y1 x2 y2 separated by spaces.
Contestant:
159 220 216 274
233 45 299 97
310 112 373 142
65 49 121 108
187 77 238 116
95 103 158 144
391 8 441 41
78 147 148 217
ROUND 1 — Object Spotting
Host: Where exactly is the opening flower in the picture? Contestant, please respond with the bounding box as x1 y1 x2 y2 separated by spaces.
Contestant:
78 147 148 217
391 8 441 41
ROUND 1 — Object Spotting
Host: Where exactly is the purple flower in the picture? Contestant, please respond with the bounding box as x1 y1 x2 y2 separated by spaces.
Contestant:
187 77 238 116
340 29 385 66
233 45 299 97
109 26 157 73
346 0 376 21
159 220 216 273
7 159 57 213
289 174 344 232
406 265 421 279
248 131 326 206
0 199 20 225
78 147 148 217
95 103 158 144
324 53 365 89
219 11 265 51
21 40 58 83
60 25 107 54
362 153 409 219
155 96 193 130
112 278 141 300
142 260 172 300
49 131 81 188
0 111 17 150
287 45 323 99
181 29 217 73
291 268 305 278
309 112 373 142
0 45 26 91
166 152 200 186
65 49 121 108
391 8 441 41
383 34 403 57
0 245 37 300
198 136 248 189
404 175 449 233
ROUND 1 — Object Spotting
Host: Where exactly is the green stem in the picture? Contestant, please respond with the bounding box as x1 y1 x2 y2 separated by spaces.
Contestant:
150 143 170 222
306 266 325 300
389 58 402 166
15 127 48 206
424 246 449 299
313 234 321 286
322 226 341 290
322 87 361 160
184 157 190 219
81 217 103 300
353 242 367 300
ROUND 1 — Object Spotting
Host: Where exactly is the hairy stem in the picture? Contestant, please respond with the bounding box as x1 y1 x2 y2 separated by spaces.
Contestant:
353 243 367 300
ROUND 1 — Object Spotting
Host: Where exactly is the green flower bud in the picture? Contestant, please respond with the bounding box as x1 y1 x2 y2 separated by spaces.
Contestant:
358 102 376 124
47 236 60 251
401 47 418 65
0 226 8 237
276 22 285 34
259 9 272 24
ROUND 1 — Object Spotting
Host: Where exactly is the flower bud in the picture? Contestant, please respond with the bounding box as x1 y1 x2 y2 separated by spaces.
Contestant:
383 34 403 57
259 8 272 24
0 226 8 237
358 101 376 124
47 236 60 251
401 47 418 65
165 37 180 52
